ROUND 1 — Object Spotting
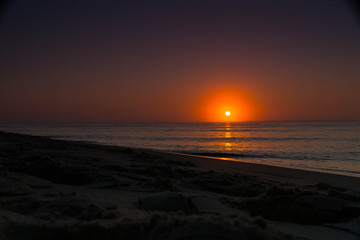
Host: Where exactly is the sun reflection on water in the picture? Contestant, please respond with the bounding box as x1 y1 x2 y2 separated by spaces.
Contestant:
224 123 232 151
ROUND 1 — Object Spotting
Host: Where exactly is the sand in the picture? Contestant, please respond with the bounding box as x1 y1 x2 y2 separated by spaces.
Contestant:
0 131 359 240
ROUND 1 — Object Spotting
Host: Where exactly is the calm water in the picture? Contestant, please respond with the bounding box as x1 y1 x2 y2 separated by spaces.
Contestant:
1 122 359 177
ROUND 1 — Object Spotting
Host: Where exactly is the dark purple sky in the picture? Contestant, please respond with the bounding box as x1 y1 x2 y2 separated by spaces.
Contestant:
0 0 359 122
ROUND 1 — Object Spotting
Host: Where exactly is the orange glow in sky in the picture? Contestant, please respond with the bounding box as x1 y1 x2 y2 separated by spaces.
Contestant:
194 88 262 122
0 2 359 122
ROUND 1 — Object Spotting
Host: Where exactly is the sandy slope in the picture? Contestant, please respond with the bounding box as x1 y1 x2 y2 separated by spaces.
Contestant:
0 131 359 240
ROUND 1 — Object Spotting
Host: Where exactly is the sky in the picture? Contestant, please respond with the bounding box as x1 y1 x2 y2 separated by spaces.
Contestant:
0 0 359 122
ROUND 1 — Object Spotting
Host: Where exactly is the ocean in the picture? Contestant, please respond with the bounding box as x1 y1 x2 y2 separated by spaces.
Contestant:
0 122 359 177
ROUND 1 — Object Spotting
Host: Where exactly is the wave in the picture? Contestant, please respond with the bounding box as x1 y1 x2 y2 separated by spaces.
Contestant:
46 134 325 142
181 151 353 162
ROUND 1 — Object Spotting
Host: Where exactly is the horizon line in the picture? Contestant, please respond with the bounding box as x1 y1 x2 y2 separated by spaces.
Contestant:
0 120 359 124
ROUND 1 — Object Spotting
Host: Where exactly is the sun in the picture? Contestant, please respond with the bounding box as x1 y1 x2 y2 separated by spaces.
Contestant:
194 88 262 122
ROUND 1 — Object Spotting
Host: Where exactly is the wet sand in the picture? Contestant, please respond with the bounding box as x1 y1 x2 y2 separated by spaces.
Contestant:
149 150 360 191
0 131 359 240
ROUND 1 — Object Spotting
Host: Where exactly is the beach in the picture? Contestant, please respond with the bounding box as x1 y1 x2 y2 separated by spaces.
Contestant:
0 131 359 240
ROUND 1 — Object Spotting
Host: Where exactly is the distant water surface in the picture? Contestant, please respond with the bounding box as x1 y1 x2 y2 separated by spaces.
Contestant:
1 122 359 177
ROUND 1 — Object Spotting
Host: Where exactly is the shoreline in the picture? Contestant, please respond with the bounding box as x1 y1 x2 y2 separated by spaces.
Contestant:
144 150 360 191
2 129 360 191
7 130 360 181
50 137 360 179
2 121 359 179
11 130 360 189
0 130 360 239
182 152 360 178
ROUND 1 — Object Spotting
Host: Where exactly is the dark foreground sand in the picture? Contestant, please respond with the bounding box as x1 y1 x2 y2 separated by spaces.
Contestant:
0 131 359 240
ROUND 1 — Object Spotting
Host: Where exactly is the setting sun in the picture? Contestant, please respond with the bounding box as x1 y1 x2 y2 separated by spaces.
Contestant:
194 88 262 122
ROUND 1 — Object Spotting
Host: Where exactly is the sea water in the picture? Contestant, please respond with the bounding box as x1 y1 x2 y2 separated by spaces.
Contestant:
1 122 359 177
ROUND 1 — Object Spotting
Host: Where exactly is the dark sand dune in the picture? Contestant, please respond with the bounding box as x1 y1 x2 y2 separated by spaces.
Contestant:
0 131 359 240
